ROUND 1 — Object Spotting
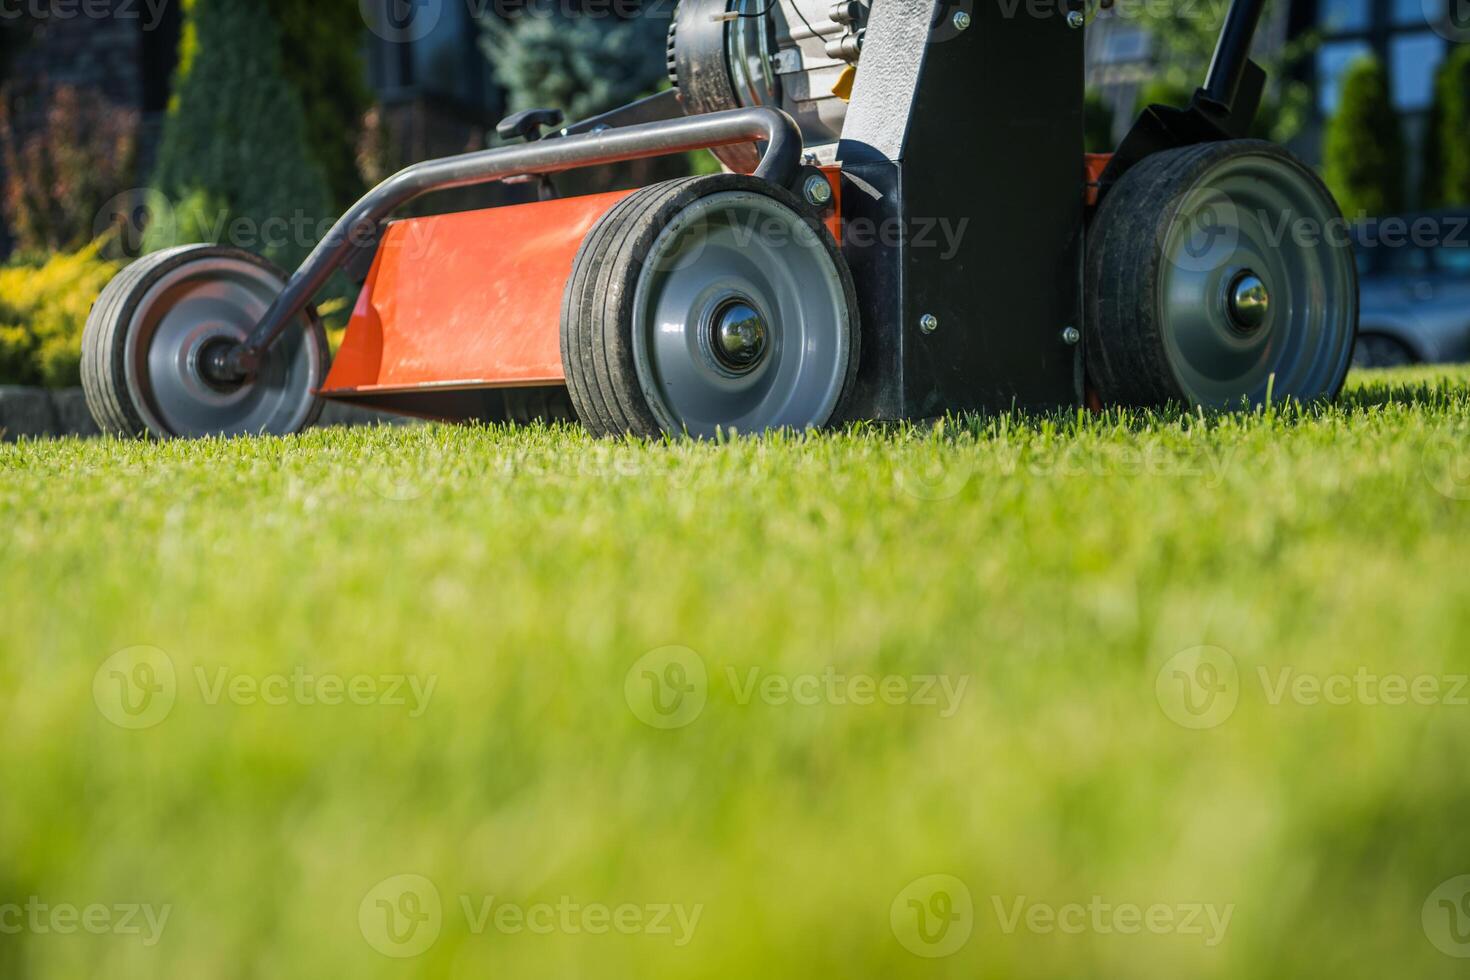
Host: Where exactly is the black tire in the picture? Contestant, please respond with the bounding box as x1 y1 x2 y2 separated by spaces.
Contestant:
1351 333 1416 370
561 174 860 438
82 245 330 439
1086 139 1359 409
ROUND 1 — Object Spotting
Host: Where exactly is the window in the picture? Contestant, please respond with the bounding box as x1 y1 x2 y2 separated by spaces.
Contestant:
1389 33 1446 109
1098 26 1150 65
1392 0 1435 27
140 1 183 113
1319 0 1372 31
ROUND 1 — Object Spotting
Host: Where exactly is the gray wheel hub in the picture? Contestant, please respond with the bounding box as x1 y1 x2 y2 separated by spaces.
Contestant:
631 191 852 436
124 256 325 437
1158 155 1356 407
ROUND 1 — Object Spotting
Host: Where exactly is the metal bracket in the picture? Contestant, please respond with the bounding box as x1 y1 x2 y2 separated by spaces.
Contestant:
1099 0 1268 191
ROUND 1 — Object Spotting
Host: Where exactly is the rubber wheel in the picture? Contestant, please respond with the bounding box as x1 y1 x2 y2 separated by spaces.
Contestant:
82 245 330 438
1086 139 1359 408
561 174 859 438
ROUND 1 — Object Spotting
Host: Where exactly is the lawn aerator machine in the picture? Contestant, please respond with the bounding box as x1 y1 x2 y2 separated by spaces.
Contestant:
81 0 1359 439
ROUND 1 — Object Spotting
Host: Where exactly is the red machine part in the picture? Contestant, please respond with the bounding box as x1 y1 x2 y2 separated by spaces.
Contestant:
321 189 634 396
1084 153 1113 208
321 171 845 400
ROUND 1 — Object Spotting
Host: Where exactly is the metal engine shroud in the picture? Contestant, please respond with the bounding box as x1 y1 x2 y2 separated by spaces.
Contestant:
669 0 868 171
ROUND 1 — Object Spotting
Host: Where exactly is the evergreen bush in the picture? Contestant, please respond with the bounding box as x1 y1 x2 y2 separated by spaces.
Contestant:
1422 44 1470 209
144 0 333 270
1323 55 1405 218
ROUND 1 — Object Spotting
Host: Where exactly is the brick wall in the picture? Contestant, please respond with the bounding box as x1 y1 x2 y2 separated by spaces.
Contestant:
0 3 177 256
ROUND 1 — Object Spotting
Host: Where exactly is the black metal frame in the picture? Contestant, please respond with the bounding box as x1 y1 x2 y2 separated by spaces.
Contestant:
1100 0 1269 189
207 106 802 383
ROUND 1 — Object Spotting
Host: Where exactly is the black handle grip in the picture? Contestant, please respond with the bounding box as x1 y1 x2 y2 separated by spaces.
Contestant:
496 108 565 144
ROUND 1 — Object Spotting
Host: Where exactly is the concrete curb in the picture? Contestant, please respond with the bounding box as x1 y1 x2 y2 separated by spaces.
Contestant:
0 387 412 441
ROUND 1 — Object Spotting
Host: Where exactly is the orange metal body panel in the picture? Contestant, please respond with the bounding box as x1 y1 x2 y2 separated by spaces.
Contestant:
1084 153 1113 208
321 189 634 395
819 165 843 244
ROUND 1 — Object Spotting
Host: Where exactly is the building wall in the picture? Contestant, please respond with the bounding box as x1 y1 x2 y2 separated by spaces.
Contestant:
0 1 179 255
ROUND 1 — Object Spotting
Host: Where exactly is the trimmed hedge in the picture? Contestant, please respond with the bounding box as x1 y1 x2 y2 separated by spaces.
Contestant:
1323 55 1405 218
265 0 371 210
1422 45 1470 209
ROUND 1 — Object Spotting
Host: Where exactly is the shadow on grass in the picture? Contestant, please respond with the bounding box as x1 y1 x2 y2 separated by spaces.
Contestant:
903 366 1470 443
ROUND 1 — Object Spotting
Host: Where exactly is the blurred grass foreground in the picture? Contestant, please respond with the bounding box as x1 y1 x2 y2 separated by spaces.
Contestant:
3 367 1470 977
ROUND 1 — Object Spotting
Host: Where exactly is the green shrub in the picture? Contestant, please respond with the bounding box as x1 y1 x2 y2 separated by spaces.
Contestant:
1323 55 1405 218
0 241 120 387
144 0 333 270
1084 90 1116 153
265 0 371 210
1422 45 1470 209
480 11 670 122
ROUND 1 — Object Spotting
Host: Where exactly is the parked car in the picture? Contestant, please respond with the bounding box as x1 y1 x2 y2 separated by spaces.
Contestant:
1351 211 1470 368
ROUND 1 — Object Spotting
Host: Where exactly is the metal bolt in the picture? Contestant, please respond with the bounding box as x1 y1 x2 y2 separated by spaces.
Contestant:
952 9 972 30
1227 271 1271 332
1066 9 1085 27
803 173 834 207
920 314 939 335
1061 326 1081 345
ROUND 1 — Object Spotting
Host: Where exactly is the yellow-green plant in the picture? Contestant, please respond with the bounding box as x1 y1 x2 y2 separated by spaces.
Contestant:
0 241 120 387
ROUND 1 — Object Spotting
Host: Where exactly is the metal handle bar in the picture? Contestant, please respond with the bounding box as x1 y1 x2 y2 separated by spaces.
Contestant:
215 106 804 380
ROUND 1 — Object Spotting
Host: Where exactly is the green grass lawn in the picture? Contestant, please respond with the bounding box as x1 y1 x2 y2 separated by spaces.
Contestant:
3 367 1470 978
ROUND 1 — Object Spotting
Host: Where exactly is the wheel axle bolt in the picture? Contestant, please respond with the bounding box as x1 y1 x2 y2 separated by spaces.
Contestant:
1061 326 1081 346
803 174 833 207
1228 272 1271 332
712 300 769 373
953 9 972 30
920 314 939 335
